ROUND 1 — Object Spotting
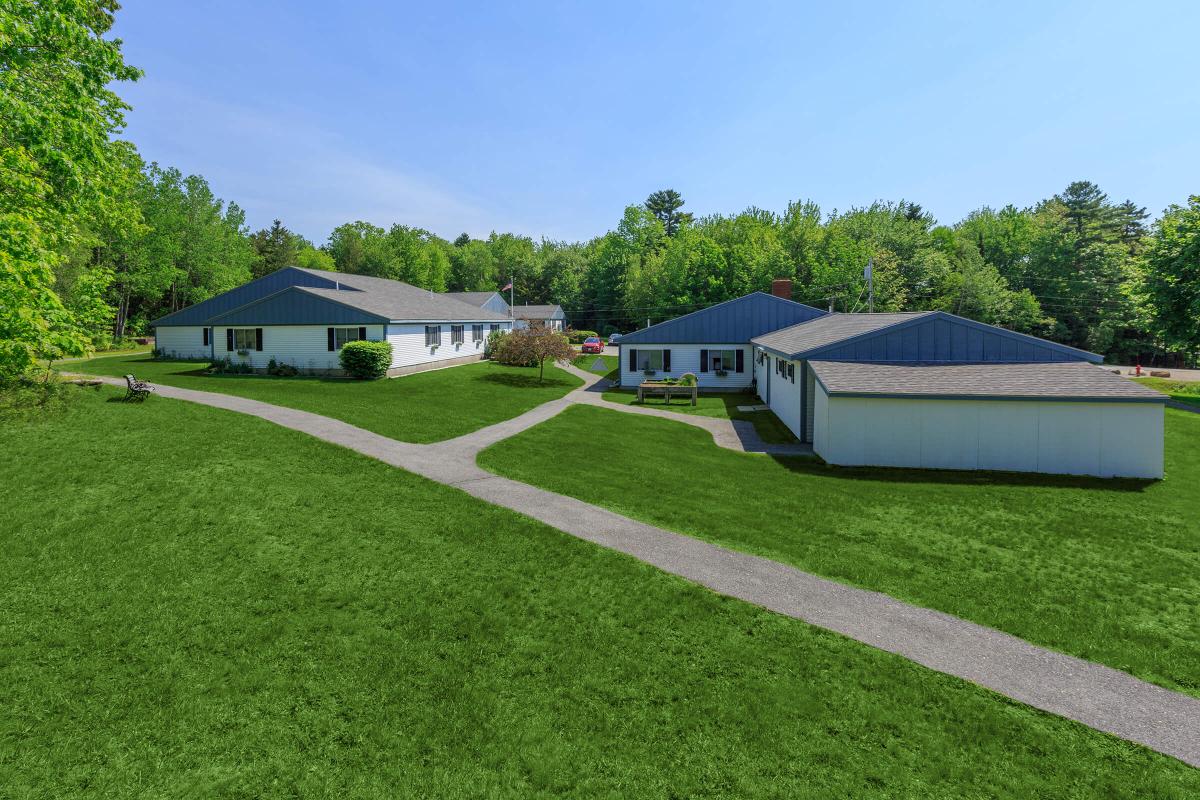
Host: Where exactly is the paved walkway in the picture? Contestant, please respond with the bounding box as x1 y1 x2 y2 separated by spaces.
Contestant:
76 369 1200 767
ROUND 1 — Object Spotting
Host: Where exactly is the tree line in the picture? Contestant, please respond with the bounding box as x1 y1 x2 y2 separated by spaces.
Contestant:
2 3 1197 380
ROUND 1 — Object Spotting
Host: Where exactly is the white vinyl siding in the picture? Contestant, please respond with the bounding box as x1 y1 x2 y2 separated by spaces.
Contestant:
619 344 752 389
765 355 803 439
154 326 210 359
213 325 385 372
811 385 1164 479
388 321 512 369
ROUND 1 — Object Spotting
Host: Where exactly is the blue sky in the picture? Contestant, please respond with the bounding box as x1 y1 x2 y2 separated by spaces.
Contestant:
112 0 1199 244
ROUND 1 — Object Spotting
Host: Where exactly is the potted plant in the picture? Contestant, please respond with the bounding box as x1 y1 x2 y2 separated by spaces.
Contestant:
715 368 728 377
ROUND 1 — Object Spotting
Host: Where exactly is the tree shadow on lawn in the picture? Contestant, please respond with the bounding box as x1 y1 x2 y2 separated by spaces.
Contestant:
768 455 1156 492
476 372 576 390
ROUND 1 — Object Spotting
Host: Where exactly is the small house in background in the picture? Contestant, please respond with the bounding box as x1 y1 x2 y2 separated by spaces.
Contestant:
513 304 566 331
616 281 825 390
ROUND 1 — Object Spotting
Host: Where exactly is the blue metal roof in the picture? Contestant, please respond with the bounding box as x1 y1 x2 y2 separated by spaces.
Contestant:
618 292 826 345
151 267 339 326
207 287 388 326
754 311 1102 363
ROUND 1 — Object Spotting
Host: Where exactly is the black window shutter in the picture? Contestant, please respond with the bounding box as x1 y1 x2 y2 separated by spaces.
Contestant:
203 328 209 346
255 328 263 351
663 349 671 371
628 348 637 371
327 327 335 351
226 328 233 352
700 349 709 372
735 349 744 373
358 326 366 340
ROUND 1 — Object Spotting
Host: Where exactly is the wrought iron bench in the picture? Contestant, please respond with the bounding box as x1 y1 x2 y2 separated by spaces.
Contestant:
124 374 154 402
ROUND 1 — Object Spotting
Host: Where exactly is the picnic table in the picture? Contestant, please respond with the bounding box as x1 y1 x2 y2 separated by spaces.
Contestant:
636 380 697 406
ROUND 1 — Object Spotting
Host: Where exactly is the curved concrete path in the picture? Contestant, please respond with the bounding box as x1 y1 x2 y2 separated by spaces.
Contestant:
76 369 1200 767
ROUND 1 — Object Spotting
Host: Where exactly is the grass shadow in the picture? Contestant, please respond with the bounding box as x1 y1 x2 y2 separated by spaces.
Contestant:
768 454 1157 492
477 373 575 390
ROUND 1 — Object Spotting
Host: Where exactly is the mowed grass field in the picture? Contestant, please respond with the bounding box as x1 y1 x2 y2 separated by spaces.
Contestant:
1136 376 1200 407
68 354 581 442
1 388 1197 796
479 404 1200 698
600 388 798 443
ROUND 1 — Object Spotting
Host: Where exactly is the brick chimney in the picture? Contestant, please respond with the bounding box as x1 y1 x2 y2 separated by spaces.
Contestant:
771 279 793 300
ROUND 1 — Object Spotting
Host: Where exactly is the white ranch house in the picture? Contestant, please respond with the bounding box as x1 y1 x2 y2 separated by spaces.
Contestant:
618 288 1166 479
153 267 514 377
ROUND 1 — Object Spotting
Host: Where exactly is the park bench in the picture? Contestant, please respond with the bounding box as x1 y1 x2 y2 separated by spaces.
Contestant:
636 381 697 406
124 374 155 402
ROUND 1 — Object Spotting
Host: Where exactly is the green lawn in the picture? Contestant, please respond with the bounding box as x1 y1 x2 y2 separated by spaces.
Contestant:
600 387 798 443
66 353 582 443
1 388 1196 796
571 352 618 380
479 404 1200 698
1136 376 1200 407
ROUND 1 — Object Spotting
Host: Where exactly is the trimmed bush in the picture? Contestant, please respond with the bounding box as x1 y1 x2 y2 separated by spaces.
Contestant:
485 329 510 359
339 340 393 379
678 372 697 386
567 329 599 344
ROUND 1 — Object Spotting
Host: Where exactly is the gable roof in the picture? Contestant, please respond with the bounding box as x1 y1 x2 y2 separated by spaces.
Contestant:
447 291 503 306
752 312 929 356
206 286 390 326
753 311 1102 364
809 360 1166 402
619 292 826 345
514 304 564 319
155 266 512 327
151 266 340 326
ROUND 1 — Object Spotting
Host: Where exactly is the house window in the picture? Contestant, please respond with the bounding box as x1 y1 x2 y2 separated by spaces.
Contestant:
638 350 664 371
451 324 465 345
787 363 795 383
472 324 484 342
489 323 500 333
710 349 736 372
425 325 441 347
332 327 360 350
232 328 257 351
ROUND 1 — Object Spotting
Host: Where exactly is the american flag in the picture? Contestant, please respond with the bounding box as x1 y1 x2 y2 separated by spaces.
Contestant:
501 282 513 291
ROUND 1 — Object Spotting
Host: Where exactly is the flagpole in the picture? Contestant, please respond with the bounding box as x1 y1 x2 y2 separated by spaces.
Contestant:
866 258 874 314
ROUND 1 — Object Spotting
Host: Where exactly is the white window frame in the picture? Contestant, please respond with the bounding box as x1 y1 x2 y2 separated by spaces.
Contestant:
425 325 441 347
472 324 484 342
451 324 465 345
710 349 736 372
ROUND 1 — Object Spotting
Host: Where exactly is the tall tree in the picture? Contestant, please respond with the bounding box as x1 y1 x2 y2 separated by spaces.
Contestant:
0 0 141 375
1136 196 1200 360
249 219 305 279
645 189 693 236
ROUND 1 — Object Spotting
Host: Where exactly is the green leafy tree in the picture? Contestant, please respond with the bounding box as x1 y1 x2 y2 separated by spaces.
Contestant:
645 189 693 236
250 219 307 278
0 0 141 376
1135 196 1200 360
449 239 498 291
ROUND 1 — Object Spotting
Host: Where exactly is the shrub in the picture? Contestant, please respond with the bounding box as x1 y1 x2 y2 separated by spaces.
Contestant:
567 329 599 344
267 358 299 377
339 340 392 379
678 372 697 386
485 329 510 359
491 326 576 381
207 357 252 375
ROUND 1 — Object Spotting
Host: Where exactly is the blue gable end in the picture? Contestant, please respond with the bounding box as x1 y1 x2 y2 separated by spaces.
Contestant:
480 293 511 316
207 287 387 326
151 267 341 327
803 311 1102 363
619 292 826 345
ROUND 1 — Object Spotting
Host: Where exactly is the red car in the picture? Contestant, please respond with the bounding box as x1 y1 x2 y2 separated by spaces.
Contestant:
581 336 604 354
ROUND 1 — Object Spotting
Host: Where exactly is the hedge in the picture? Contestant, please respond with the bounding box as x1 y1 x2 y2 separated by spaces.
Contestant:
567 329 599 344
339 340 393 379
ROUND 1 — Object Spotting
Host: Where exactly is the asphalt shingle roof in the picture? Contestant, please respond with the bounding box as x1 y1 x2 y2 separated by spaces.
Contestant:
446 291 502 307
809 360 1167 402
513 304 564 319
752 312 931 356
288 269 511 322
